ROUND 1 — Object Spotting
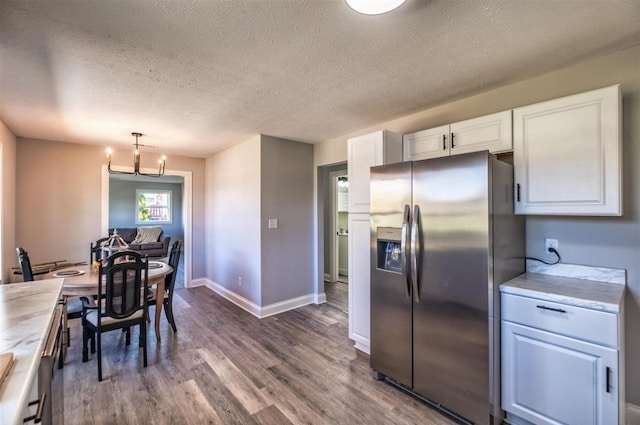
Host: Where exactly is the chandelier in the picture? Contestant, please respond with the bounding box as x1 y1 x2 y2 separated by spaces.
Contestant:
106 132 166 177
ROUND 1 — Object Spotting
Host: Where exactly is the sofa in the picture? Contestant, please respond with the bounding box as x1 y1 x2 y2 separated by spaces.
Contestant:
107 227 171 258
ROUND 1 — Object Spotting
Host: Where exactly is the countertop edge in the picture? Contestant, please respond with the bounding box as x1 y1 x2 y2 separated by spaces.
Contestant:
500 272 624 313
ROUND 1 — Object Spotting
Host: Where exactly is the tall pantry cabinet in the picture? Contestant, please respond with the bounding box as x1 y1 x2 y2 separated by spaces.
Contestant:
347 130 402 353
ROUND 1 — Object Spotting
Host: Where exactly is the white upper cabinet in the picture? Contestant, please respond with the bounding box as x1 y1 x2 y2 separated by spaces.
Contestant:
403 110 512 161
347 130 402 214
513 85 622 216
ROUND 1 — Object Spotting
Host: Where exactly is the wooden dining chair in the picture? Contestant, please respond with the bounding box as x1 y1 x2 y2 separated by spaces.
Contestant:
80 250 149 381
16 247 35 282
89 237 109 263
147 240 182 332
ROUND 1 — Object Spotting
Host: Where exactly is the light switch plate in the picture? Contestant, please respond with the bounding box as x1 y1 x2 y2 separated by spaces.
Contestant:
268 219 278 229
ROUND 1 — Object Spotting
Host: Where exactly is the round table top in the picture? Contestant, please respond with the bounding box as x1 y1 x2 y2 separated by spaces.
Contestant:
45 261 172 296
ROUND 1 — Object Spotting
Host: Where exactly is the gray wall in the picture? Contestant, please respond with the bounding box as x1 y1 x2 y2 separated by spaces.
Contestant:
205 135 315 307
109 179 184 243
261 135 314 305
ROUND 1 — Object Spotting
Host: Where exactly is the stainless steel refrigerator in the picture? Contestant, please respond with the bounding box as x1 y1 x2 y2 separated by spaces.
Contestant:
370 150 525 425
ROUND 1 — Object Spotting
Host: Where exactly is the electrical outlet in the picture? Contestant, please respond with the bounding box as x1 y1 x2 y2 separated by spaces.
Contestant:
237 276 243 287
545 238 559 252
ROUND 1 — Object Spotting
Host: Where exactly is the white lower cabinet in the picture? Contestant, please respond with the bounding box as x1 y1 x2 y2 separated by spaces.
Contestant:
347 213 371 353
501 293 621 425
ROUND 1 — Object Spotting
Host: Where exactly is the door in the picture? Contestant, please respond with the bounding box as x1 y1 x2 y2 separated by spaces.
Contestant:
513 85 621 215
502 321 618 425
412 151 492 425
403 125 450 161
370 161 412 387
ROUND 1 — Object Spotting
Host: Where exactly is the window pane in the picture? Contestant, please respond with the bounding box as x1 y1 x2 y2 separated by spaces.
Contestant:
136 190 172 224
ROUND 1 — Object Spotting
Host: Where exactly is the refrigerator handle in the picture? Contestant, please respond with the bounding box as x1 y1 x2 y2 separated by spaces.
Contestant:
410 204 420 303
401 204 411 299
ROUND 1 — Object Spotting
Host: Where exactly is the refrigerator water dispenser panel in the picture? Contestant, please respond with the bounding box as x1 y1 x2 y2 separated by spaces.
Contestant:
376 227 403 273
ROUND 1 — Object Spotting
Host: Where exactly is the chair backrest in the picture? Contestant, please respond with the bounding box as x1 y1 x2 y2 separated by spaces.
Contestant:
90 237 109 263
16 247 34 282
165 240 183 296
98 251 148 321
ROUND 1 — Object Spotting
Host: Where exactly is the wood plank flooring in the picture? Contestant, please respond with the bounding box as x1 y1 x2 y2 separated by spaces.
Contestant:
62 285 458 425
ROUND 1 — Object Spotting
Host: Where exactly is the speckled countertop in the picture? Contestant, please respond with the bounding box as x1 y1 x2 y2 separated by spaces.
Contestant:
0 279 62 425
501 272 625 313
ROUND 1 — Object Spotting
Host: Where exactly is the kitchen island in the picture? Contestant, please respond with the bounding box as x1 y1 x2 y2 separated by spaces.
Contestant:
0 279 63 425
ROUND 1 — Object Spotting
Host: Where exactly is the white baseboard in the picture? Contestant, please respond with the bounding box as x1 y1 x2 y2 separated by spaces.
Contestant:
339 268 348 276
314 292 327 305
197 278 318 319
323 273 331 282
627 403 640 425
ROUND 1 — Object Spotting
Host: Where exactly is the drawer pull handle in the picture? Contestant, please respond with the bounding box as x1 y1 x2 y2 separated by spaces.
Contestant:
536 305 567 313
606 367 611 393
24 393 46 423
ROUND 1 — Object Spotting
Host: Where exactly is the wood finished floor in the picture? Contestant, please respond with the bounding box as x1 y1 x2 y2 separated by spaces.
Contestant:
63 285 458 425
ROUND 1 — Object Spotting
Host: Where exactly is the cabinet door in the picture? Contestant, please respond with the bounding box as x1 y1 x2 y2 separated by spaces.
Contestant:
402 125 449 161
348 214 371 354
348 131 401 214
502 321 618 425
513 85 622 215
450 110 512 155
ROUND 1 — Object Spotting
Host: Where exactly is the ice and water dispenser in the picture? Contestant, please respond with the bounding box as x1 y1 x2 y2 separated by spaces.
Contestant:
376 227 403 273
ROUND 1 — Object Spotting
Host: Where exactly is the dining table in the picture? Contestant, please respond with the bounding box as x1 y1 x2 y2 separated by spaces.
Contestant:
45 260 173 354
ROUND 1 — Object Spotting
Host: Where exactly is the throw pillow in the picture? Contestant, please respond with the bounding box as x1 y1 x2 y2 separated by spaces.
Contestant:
133 226 163 244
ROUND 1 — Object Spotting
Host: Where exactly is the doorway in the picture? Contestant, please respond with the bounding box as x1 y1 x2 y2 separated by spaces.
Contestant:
101 165 193 287
322 166 348 313
335 175 349 284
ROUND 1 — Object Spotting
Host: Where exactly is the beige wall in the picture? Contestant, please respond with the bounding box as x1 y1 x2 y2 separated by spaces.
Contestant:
15 138 207 281
313 44 640 402
0 120 16 283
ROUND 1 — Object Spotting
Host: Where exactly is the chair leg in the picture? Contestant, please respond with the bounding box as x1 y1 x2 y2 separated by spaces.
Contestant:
90 330 96 354
141 322 147 368
125 327 131 346
82 325 89 362
97 333 103 381
164 301 177 332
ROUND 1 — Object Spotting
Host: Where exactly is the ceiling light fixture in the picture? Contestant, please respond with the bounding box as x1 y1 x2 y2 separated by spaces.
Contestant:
345 0 407 15
106 132 166 177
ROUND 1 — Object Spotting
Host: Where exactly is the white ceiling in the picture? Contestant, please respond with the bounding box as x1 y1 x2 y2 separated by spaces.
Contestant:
1 0 639 158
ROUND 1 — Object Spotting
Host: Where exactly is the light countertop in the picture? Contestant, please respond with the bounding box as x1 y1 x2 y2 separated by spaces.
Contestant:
501 272 625 313
0 279 63 425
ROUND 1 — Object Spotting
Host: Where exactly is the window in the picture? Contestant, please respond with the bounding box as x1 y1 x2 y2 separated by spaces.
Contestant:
136 189 172 224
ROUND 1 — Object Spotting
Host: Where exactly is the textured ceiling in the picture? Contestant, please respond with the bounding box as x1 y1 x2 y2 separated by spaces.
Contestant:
1 0 639 158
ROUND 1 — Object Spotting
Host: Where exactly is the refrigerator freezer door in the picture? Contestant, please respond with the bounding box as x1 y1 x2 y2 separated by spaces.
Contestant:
412 151 492 425
370 161 413 388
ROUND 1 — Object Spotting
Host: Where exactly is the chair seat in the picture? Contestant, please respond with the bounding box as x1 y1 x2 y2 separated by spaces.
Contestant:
86 309 144 327
67 296 84 316
147 287 169 302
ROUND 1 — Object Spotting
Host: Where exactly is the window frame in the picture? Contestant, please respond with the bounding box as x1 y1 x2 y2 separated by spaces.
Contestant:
135 189 172 224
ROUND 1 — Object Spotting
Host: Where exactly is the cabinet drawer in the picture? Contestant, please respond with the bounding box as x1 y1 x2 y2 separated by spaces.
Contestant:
502 293 618 347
